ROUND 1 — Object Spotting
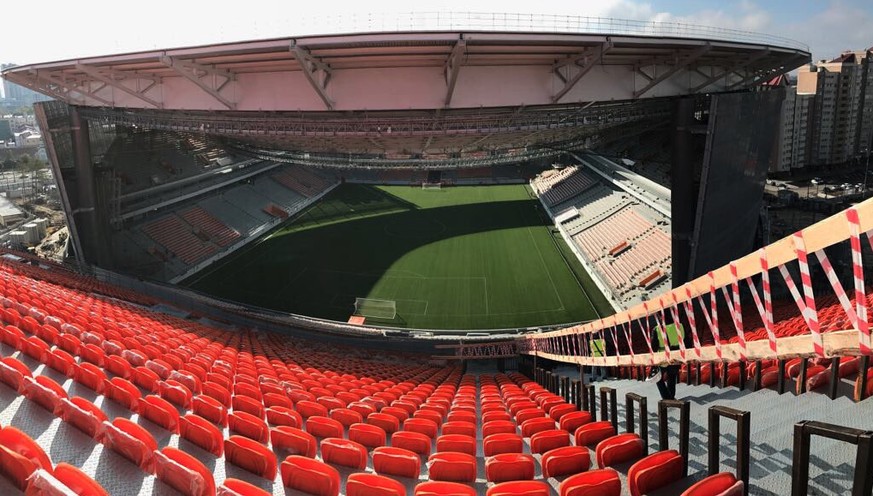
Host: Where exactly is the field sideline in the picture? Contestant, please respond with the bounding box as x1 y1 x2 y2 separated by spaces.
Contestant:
186 183 610 329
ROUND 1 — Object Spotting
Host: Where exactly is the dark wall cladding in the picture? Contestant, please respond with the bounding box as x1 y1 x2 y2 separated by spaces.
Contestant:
34 101 75 170
689 89 785 278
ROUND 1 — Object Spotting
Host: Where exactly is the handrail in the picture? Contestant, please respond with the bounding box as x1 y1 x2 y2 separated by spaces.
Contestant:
791 420 873 496
626 392 649 452
708 406 751 496
658 399 690 478
600 387 619 432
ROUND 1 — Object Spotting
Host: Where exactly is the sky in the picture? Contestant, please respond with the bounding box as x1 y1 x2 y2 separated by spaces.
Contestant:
0 0 870 93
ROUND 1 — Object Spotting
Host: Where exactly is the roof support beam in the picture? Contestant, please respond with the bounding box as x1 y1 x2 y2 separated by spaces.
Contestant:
726 52 809 90
552 41 612 104
75 63 162 108
634 43 712 98
17 73 74 103
159 56 236 110
691 49 770 93
290 42 334 110
30 70 115 106
444 39 466 107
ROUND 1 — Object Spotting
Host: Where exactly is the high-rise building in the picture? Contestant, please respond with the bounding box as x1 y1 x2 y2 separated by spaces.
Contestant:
797 49 873 166
774 86 814 172
1 63 51 107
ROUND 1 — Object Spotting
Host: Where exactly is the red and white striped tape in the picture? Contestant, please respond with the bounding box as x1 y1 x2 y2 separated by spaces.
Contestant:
621 319 635 364
668 297 687 360
793 231 825 357
699 271 723 360
722 262 748 360
744 249 778 356
654 303 672 361
640 303 656 365
681 287 702 358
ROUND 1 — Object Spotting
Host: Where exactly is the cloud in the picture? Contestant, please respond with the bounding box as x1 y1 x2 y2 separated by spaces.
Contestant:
778 1 872 61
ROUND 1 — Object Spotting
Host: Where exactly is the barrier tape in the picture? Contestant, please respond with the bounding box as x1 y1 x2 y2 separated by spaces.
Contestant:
814 248 861 334
723 262 748 360
638 312 656 366
653 303 671 361
621 319 635 365
697 272 723 360
681 286 702 358
843 207 870 354
792 231 824 356
668 293 687 360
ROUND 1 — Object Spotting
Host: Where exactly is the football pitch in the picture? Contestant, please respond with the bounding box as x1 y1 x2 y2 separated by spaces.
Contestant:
185 183 612 329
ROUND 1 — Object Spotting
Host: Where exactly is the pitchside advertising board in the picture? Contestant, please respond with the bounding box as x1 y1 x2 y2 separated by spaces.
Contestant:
688 90 785 279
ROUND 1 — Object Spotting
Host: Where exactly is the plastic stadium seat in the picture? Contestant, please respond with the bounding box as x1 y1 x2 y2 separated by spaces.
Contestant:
346 472 406 496
428 452 477 482
154 447 215 496
202 382 232 408
271 426 318 457
104 377 141 412
681 473 744 496
321 437 368 469
160 380 194 409
413 409 444 425
381 406 410 423
540 397 565 414
373 446 421 478
104 354 132 379
180 414 224 456
530 429 570 454
296 400 329 419
414 481 476 496
628 450 684 496
482 420 517 439
263 392 293 410
22 375 67 413
446 410 477 424
229 411 270 443
348 422 387 449
483 433 523 456
520 417 555 438
280 455 341 496
437 434 477 456
559 469 622 496
21 335 50 361
559 411 592 433
391 430 431 457
0 426 53 490
33 462 109 496
224 436 278 479
0 356 31 392
574 421 616 447
549 403 578 421
486 480 551 496
99 418 158 471
192 394 228 427
485 453 535 483
330 407 363 428
482 411 512 424
403 417 439 438
317 396 346 412
46 349 77 377
266 406 302 428
368 412 401 434
140 395 181 433
349 402 377 418
596 433 645 467
306 416 344 439
217 478 272 496
515 407 546 424
442 421 476 438
58 397 107 439
541 446 591 478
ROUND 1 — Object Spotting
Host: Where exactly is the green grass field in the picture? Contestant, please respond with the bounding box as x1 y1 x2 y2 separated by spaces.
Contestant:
185 184 611 329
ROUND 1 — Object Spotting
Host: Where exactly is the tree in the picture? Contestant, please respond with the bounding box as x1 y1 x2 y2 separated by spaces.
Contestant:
2 157 15 170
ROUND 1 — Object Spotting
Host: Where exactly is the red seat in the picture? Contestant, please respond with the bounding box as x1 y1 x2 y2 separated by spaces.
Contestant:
132 366 161 393
59 397 107 439
202 381 231 408
549 403 578 421
391 430 431 457
21 375 67 413
263 392 293 410
442 421 476 438
192 394 228 427
348 422 387 449
482 411 511 424
46 349 78 378
560 469 622 496
373 446 420 478
104 355 132 380
485 453 535 483
681 472 744 496
0 356 31 392
232 395 265 419
99 418 158 471
217 478 272 496
321 437 368 469
628 450 684 496
542 446 591 478
271 426 317 457
446 410 476 424
520 417 555 438
413 409 443 425
530 429 570 454
180 414 224 456
559 411 592 433
482 420 516 438
160 380 193 409
515 407 546 425
596 433 645 467
280 455 341 496
574 421 616 447
296 400 329 419
414 481 476 496
45 463 108 496
139 395 181 433
229 411 269 443
266 406 302 428
368 412 400 434
0 426 52 490
486 480 551 496
346 472 406 496
436 434 476 456
305 415 344 439
403 417 439 438
483 433 523 456
154 447 215 496
428 452 477 482
330 407 363 428
104 377 141 412
224 435 278 479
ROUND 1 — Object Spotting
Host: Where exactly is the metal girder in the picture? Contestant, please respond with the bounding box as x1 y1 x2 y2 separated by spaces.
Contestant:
290 42 334 110
30 70 114 106
633 43 712 98
444 39 466 107
552 42 612 104
17 73 72 103
159 56 236 110
75 63 162 108
691 49 771 93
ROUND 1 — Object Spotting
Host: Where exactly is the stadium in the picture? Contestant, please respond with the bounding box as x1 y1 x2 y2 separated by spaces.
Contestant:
0 11 870 496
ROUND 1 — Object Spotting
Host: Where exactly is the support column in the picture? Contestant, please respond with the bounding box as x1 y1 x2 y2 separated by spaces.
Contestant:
672 96 697 286
69 107 110 266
